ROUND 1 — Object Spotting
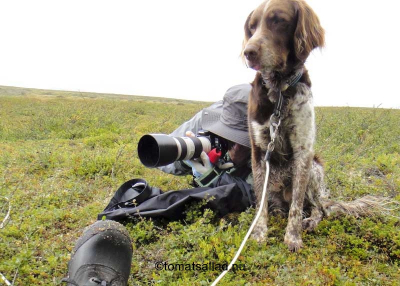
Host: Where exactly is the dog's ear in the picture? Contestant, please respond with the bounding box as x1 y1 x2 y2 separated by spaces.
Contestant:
294 1 325 62
241 11 254 62
244 11 254 42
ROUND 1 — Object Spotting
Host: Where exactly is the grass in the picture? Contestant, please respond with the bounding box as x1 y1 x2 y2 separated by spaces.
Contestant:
0 86 399 286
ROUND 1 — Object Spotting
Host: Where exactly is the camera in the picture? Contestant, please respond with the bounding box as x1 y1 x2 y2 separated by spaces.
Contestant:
137 131 228 167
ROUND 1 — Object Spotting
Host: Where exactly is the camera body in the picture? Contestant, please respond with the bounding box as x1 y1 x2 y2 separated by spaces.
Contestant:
137 131 228 168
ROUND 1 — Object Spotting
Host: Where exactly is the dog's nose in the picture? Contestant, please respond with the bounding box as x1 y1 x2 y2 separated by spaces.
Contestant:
244 44 259 61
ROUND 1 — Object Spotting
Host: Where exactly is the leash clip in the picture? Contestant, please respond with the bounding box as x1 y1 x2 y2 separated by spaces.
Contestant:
264 114 280 162
269 114 281 142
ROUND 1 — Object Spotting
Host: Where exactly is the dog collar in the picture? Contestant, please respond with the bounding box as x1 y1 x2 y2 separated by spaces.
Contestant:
262 68 304 91
272 68 304 118
281 68 304 91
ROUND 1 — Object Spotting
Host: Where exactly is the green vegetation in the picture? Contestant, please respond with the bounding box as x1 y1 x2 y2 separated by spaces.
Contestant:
0 86 399 285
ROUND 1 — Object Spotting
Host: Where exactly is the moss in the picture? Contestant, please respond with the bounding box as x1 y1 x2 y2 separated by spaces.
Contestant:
0 93 399 285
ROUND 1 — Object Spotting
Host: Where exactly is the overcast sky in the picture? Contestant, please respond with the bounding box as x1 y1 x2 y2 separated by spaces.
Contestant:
0 0 399 108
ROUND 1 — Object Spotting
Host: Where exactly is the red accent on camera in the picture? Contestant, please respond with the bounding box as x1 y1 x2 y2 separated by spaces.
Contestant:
208 148 221 164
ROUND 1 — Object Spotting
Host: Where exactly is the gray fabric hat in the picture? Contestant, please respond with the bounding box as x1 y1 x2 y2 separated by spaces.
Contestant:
201 84 251 148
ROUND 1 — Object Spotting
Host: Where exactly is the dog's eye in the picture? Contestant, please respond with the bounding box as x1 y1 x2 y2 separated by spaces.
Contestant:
249 23 256 31
269 15 287 26
247 23 257 37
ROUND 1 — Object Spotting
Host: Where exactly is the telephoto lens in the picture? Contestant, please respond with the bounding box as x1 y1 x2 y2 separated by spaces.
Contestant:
137 134 212 167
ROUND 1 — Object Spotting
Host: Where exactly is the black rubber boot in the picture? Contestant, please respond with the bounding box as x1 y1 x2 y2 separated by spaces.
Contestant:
62 220 133 286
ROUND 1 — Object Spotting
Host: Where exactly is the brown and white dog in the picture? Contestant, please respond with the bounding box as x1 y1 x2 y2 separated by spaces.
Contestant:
242 0 395 252
243 0 325 251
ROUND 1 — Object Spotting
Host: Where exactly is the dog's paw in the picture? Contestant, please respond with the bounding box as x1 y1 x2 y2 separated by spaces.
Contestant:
302 217 318 232
284 233 303 252
251 224 268 242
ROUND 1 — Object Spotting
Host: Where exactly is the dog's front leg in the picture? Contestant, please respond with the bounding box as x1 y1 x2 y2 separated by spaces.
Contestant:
251 145 269 242
283 96 317 251
284 151 312 251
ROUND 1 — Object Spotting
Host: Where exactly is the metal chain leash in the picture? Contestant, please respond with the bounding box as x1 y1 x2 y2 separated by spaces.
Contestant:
264 113 281 162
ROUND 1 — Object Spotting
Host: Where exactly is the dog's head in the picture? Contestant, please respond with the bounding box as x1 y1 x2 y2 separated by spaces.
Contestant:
242 0 324 74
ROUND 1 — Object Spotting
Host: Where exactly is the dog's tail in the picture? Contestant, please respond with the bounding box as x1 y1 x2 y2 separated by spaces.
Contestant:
321 195 400 218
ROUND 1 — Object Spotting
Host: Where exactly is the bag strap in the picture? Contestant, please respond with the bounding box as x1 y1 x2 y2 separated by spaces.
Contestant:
105 178 152 211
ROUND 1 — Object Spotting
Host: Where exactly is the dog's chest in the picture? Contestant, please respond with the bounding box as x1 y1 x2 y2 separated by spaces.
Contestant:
250 114 292 155
250 85 314 156
251 119 274 151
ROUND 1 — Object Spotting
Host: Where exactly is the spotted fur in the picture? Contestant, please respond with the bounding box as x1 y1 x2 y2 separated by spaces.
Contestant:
243 0 325 251
242 0 397 252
